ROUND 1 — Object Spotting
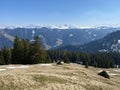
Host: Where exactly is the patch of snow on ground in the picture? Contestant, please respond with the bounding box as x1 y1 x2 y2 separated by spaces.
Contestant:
114 69 120 72
93 34 97 37
118 40 120 44
18 66 29 68
0 69 6 71
88 32 91 35
106 71 110 73
109 73 120 76
40 64 52 66
98 70 103 72
69 34 73 37
54 38 63 47
6 66 18 69
6 65 29 69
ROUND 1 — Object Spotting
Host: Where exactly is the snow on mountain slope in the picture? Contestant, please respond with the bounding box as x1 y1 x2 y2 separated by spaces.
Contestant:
0 26 119 49
60 30 120 53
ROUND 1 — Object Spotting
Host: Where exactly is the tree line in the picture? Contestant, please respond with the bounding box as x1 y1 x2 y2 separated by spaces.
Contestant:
48 50 116 68
0 36 119 68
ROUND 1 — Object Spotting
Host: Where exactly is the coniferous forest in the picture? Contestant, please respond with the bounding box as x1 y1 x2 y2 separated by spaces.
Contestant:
0 36 120 68
0 36 51 65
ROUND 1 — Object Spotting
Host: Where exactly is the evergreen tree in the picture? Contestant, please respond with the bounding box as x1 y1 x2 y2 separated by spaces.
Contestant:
98 70 110 79
22 39 30 64
29 36 51 64
12 36 24 64
2 48 11 64
0 54 5 65
93 60 97 67
64 53 70 63
85 54 89 68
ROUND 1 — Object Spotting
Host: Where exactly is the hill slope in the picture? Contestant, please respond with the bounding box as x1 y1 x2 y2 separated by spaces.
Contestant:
60 30 120 53
0 64 120 90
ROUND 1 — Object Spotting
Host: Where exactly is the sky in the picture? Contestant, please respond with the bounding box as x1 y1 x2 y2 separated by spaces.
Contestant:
0 0 120 26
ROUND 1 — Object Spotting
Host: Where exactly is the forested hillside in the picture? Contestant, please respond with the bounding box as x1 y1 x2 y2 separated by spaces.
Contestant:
0 36 119 68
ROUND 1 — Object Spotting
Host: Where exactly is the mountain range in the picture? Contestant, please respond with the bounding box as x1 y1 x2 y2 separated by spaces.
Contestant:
0 25 120 51
60 30 120 53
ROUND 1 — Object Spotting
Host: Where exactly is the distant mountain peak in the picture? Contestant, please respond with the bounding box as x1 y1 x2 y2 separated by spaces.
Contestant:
0 25 120 49
2 24 120 30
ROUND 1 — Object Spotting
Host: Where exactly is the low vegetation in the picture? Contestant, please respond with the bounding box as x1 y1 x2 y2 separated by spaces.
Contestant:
98 70 110 79
56 60 63 65
0 64 119 90
33 75 67 86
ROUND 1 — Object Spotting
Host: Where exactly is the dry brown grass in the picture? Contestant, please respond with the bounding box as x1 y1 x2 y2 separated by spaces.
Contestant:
0 64 120 90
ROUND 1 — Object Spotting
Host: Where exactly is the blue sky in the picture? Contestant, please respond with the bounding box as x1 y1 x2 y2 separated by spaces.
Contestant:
0 0 120 26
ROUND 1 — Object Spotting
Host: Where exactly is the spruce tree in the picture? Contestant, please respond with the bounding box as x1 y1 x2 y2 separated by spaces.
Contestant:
85 54 89 68
12 36 24 64
29 36 50 64
22 39 30 64
2 48 11 64
64 54 70 63
0 54 5 65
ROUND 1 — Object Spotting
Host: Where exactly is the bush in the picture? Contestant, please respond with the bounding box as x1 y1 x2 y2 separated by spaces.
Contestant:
56 60 62 65
98 70 110 79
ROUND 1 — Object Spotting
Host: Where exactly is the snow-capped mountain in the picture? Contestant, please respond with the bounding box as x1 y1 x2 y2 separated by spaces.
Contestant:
2 24 119 30
0 25 120 49
0 24 103 29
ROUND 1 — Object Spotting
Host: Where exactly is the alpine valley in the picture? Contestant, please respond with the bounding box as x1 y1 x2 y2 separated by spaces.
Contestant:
0 25 120 51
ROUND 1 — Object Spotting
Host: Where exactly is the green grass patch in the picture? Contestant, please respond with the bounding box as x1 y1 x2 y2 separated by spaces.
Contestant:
33 75 67 85
0 87 18 90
